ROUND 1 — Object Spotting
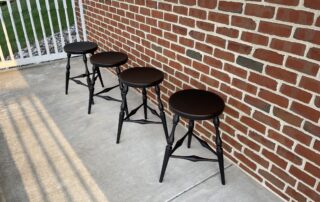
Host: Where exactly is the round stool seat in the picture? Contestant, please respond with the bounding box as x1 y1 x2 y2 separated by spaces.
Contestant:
90 52 128 67
64 41 98 54
169 89 225 120
119 67 164 88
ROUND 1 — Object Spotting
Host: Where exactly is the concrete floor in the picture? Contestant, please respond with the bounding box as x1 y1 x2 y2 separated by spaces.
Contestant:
0 58 281 202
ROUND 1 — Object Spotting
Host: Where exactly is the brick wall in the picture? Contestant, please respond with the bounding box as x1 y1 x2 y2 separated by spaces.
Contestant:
80 0 320 201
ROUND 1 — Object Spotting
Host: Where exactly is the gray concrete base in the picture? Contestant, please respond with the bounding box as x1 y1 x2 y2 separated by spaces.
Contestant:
0 58 280 202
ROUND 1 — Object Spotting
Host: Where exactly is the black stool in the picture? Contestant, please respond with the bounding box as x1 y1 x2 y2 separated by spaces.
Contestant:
64 41 104 95
88 52 128 114
116 67 169 143
159 89 225 185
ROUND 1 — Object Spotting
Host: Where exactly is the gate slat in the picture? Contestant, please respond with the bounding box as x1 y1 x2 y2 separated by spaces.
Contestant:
35 0 50 55
71 0 80 41
79 0 87 41
6 0 23 59
54 0 65 48
26 0 42 56
0 46 5 62
45 0 58 53
0 7 14 60
16 0 32 58
62 0 72 43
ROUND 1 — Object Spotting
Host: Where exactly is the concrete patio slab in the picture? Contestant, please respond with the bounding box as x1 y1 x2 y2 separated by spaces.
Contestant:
0 58 280 202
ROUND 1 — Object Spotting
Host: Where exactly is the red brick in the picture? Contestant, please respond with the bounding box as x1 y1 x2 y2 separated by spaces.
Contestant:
216 27 239 38
277 8 314 25
299 76 320 93
189 30 205 41
193 61 209 74
232 78 257 95
180 0 196 6
283 125 312 146
253 49 284 65
206 34 226 48
164 13 178 23
295 144 320 165
223 134 242 151
303 121 320 137
234 151 256 170
253 111 280 130
278 145 303 165
224 105 239 118
198 0 217 9
164 32 177 42
270 38 306 56
265 182 290 201
266 65 297 84
184 66 200 79
286 186 307 202
259 21 292 37
245 95 271 112
232 16 256 30
271 165 296 186
239 163 263 182
158 2 172 11
195 42 213 54
179 17 195 28
227 41 252 54
258 169 285 189
245 4 275 18
210 69 231 83
291 101 320 122
307 47 320 61
241 31 268 46
224 63 247 79
304 0 320 9
220 83 242 99
316 16 320 27
237 134 260 151
214 49 234 62
189 8 207 19
241 116 266 134
228 97 251 115
190 78 205 89
218 1 243 13
225 116 248 134
315 96 320 108
158 21 172 31
286 56 319 76
273 107 303 127
245 148 269 168
304 162 320 179
179 37 194 48
200 74 219 88
177 54 191 66
280 84 312 103
171 44 185 54
260 89 289 107
298 182 320 202
249 73 278 91
289 165 316 187
173 6 188 15
172 25 187 35
295 28 320 45
208 11 229 25
203 55 222 69
268 129 294 149
265 0 299 6
197 21 214 31
262 149 287 169
175 71 189 82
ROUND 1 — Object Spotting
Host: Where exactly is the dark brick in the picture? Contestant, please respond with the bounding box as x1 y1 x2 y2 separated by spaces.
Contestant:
236 56 263 73
151 44 162 53
186 49 203 61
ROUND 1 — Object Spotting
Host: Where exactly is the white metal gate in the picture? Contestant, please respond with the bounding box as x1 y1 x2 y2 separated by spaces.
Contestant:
0 0 87 70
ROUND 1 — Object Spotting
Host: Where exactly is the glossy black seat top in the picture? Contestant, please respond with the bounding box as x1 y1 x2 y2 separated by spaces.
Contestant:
169 89 225 120
119 67 164 88
90 52 128 67
64 41 98 54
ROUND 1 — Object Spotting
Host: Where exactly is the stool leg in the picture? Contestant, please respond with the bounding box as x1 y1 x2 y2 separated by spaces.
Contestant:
83 54 91 92
159 114 179 183
142 88 147 120
88 65 97 114
213 117 225 185
116 83 128 144
96 68 104 88
65 53 71 95
155 85 169 140
116 66 129 117
187 120 194 148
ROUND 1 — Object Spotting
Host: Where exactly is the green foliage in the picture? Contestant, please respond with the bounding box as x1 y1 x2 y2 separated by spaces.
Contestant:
0 0 74 58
